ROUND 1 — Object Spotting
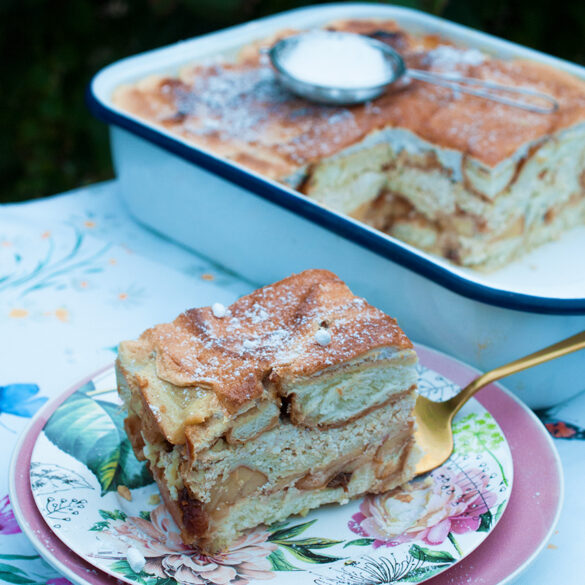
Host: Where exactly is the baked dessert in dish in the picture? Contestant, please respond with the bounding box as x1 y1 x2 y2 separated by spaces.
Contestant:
112 19 585 270
116 269 420 552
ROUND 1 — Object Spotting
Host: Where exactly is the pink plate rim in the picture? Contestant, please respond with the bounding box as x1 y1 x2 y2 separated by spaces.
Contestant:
9 344 563 585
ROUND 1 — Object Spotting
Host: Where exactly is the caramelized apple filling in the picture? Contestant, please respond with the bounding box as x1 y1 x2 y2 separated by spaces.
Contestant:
209 466 269 511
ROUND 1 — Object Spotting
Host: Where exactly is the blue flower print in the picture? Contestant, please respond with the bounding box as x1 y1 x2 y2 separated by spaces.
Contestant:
0 384 47 418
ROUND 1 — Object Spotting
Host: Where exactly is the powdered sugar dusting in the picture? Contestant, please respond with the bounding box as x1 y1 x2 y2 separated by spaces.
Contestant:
147 270 410 408
116 18 585 173
172 65 291 142
157 59 364 166
428 46 485 72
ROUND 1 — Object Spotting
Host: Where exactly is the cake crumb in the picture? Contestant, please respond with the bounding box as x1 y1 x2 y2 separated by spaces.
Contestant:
212 302 227 318
117 485 132 501
201 273 215 281
127 547 146 573
148 494 161 506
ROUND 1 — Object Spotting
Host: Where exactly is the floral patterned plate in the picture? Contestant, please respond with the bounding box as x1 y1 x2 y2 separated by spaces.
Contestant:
9 344 561 585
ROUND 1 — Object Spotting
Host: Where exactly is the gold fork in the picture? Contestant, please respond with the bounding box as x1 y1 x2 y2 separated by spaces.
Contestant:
414 330 585 476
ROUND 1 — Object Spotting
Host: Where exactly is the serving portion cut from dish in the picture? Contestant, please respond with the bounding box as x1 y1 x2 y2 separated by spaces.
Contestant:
112 18 585 270
116 269 420 553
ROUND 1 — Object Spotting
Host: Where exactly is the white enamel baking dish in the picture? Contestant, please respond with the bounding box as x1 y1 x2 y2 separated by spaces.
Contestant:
88 3 585 408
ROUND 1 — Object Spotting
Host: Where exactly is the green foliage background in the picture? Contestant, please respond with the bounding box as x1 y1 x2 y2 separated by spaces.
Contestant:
1 0 584 203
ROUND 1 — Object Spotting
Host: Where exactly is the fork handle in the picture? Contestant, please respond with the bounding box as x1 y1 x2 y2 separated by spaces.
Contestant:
444 330 585 416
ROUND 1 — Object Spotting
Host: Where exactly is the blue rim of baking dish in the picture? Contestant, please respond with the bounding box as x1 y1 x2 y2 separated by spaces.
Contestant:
85 23 585 317
86 90 585 316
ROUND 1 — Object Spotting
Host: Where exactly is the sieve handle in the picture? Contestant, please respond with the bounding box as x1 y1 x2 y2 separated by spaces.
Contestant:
407 68 559 114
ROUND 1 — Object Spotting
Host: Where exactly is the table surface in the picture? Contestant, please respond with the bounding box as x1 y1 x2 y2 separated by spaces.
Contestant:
1 180 583 584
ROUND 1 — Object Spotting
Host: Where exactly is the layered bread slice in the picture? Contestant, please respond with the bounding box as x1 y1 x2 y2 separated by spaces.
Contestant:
116 269 420 552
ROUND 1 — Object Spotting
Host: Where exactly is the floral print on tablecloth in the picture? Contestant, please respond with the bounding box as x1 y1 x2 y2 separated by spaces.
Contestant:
0 385 70 583
535 401 585 441
0 384 47 431
0 494 20 535
1 183 252 583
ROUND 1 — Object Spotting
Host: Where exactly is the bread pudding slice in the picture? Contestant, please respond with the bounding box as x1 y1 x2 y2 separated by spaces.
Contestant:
116 269 420 552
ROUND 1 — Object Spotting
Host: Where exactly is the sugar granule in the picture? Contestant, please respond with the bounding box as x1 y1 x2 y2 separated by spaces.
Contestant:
212 302 227 318
315 328 332 346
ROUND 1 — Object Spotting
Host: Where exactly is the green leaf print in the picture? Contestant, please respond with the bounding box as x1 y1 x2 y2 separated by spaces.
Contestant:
119 435 154 489
447 532 464 558
408 545 456 564
397 564 450 582
268 519 316 541
283 545 343 564
453 412 508 486
99 508 127 522
110 560 173 585
267 549 302 571
139 510 152 521
91 509 128 532
0 563 36 585
109 560 148 584
268 519 344 566
453 412 503 453
267 519 290 532
43 387 153 495
494 500 508 523
343 538 375 548
285 537 343 548
477 510 493 532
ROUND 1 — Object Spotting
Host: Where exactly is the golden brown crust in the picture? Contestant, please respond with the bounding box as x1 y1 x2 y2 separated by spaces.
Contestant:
112 19 585 175
139 269 411 412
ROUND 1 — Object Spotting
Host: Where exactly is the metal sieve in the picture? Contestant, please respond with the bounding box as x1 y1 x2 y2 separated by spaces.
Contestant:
269 32 559 113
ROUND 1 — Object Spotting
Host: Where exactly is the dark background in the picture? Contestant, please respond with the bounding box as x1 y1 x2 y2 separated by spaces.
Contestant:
2 0 585 203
